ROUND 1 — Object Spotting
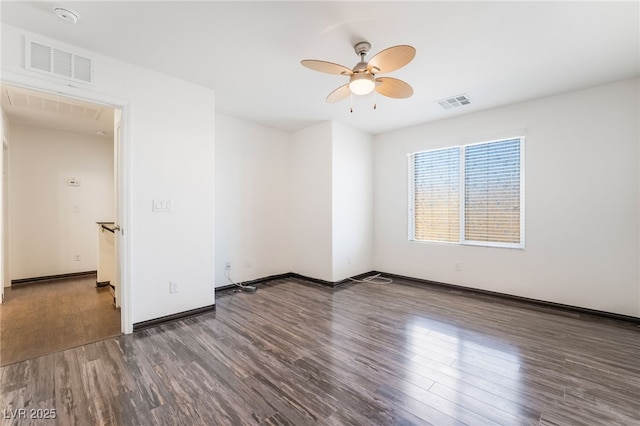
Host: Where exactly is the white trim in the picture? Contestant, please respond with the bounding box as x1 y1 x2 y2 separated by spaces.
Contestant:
0 135 5 303
1 72 133 334
114 107 133 334
447 128 528 149
1 136 10 295
407 153 415 240
459 145 466 243
519 136 526 249
462 240 524 250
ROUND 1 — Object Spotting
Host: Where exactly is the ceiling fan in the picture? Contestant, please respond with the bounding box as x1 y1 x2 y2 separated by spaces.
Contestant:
301 41 415 110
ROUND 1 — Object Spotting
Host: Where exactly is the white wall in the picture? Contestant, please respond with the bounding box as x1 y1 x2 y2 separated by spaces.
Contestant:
2 25 215 325
215 117 373 285
9 125 114 279
214 113 291 287
290 122 333 281
374 78 640 317
331 121 373 281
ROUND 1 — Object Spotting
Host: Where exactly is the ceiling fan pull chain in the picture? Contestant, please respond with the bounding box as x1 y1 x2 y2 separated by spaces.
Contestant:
373 87 377 110
350 92 354 113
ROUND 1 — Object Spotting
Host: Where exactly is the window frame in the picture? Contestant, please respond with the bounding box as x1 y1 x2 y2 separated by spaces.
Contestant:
408 136 525 249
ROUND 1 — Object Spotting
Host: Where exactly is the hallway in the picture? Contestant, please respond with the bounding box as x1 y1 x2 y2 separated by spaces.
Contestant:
0 275 120 366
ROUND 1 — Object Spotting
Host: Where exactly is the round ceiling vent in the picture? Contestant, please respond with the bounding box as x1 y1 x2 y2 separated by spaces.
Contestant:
53 7 80 24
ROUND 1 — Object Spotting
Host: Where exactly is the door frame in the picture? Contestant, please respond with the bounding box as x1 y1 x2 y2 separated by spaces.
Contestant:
0 136 8 304
1 72 133 333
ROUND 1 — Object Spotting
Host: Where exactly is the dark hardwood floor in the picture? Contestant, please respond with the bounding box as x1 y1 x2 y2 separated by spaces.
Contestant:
1 277 639 425
0 275 121 366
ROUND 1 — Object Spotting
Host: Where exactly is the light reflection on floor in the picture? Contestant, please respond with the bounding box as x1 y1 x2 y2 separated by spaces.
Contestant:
401 316 525 423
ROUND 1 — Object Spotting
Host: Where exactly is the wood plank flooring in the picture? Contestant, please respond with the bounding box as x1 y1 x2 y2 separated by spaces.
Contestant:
0 275 121 366
1 277 639 425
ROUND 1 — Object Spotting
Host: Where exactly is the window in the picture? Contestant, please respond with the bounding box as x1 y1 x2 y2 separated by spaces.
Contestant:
409 137 524 248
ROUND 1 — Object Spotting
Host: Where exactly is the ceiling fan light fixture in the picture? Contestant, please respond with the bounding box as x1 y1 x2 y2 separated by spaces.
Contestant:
302 41 415 103
349 73 375 95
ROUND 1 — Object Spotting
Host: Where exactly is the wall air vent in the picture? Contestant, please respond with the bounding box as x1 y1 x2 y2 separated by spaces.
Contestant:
25 37 94 85
436 94 471 110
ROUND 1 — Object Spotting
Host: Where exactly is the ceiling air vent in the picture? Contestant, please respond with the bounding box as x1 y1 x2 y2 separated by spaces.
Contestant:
436 94 471 110
25 38 94 85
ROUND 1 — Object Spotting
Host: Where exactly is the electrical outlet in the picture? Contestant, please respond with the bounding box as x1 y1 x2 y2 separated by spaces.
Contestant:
224 262 231 271
454 261 462 272
73 254 81 261
170 281 179 293
244 259 251 268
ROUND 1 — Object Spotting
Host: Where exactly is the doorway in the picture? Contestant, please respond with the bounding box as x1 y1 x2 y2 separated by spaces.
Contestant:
0 83 126 365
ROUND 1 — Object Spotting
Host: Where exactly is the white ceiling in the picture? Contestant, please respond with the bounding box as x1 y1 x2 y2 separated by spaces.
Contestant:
1 1 638 135
1 84 115 137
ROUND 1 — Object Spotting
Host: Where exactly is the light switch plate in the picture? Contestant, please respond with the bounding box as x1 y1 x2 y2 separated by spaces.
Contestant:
153 199 173 212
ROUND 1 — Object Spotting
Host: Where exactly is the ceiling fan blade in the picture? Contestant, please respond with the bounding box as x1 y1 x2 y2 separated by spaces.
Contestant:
375 77 413 99
326 84 351 103
301 60 353 75
368 45 416 74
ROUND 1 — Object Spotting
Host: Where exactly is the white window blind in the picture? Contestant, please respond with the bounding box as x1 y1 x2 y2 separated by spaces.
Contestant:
410 147 460 242
464 138 522 245
409 137 524 248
